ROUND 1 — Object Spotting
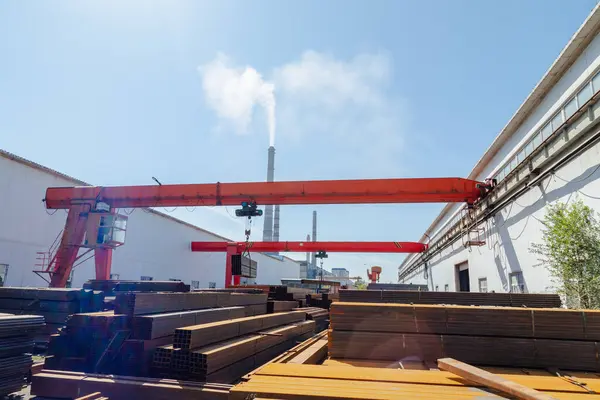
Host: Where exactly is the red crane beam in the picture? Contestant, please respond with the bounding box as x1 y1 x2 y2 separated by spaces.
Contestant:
192 241 427 288
41 177 491 288
44 177 486 209
191 241 428 254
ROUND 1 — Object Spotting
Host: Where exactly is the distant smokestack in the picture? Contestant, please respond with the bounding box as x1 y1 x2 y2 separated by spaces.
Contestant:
262 146 275 242
305 234 310 265
273 205 280 242
310 211 317 268
304 234 310 278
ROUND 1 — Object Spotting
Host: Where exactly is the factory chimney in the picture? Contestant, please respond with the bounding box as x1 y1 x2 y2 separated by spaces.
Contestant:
310 211 317 276
273 205 280 242
262 146 276 242
305 234 311 266
302 234 310 278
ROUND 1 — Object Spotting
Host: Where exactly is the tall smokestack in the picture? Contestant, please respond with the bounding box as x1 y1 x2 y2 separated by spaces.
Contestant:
305 234 310 266
303 234 310 278
310 211 317 270
273 205 280 242
262 146 275 242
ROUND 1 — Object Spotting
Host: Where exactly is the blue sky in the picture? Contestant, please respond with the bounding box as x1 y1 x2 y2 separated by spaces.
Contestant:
1 0 597 282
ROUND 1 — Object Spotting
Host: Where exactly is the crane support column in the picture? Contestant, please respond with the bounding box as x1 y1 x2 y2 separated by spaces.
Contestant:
48 205 89 287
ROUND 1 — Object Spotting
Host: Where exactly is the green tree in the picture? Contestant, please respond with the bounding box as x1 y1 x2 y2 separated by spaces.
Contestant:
354 280 367 290
530 199 600 309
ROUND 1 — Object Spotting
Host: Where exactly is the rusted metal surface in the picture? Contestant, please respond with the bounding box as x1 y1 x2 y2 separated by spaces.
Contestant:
31 370 230 399
339 290 562 308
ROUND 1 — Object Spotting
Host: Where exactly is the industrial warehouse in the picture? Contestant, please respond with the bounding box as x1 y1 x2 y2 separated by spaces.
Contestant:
2 2 600 400
399 3 600 295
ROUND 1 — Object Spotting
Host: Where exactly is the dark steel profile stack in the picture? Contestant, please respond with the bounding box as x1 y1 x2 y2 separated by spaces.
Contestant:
44 291 268 377
0 314 44 396
293 307 329 332
0 288 104 343
329 302 600 371
339 289 562 307
153 311 315 383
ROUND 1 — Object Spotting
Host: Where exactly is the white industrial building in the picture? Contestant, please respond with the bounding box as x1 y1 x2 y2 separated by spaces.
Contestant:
399 5 600 294
0 150 300 288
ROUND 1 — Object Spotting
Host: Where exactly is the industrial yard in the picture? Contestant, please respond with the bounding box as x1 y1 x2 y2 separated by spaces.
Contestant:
3 1 600 399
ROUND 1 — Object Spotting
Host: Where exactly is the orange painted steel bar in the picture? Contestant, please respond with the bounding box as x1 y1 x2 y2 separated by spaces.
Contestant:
44 177 486 209
191 241 428 254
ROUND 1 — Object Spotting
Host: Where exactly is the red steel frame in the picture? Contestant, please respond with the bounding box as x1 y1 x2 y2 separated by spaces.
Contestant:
192 241 429 287
42 177 488 287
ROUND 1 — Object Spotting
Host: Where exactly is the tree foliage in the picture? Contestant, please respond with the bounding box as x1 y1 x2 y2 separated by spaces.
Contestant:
530 199 600 309
354 280 367 290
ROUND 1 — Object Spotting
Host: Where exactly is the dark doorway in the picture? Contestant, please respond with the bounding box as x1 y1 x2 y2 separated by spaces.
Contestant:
455 262 470 292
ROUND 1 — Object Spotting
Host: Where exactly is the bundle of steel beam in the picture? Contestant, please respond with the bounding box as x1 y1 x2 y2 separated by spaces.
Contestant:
114 291 267 316
83 280 191 295
130 306 248 340
173 311 306 349
0 288 104 343
154 311 315 383
330 302 600 339
328 330 600 370
0 314 44 396
328 302 600 371
232 285 296 301
293 307 329 332
367 283 428 291
31 370 231 399
305 293 332 309
339 289 562 307
44 292 269 377
231 363 600 399
267 300 299 313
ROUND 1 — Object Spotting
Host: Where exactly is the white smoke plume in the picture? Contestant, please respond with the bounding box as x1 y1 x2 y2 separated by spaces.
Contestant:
199 53 276 146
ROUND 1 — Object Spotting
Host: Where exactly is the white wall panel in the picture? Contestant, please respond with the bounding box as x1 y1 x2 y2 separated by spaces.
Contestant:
0 154 299 288
404 27 600 294
411 140 600 293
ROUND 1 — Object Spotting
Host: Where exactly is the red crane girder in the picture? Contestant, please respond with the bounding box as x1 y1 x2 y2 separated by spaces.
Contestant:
41 176 491 288
44 177 486 209
191 241 428 254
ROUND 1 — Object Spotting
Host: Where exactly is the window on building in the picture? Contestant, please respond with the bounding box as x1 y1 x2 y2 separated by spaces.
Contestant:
495 169 504 182
593 72 600 94
140 276 153 281
564 97 578 120
435 285 439 292
209 282 216 289
109 273 120 280
532 131 543 149
577 83 593 107
525 140 534 157
541 123 552 141
191 280 200 290
517 149 526 163
444 284 449 292
551 112 563 131
478 278 488 293
509 272 525 293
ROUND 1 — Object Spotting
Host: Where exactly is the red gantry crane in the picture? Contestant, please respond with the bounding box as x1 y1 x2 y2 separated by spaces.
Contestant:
191 241 428 286
41 177 492 287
